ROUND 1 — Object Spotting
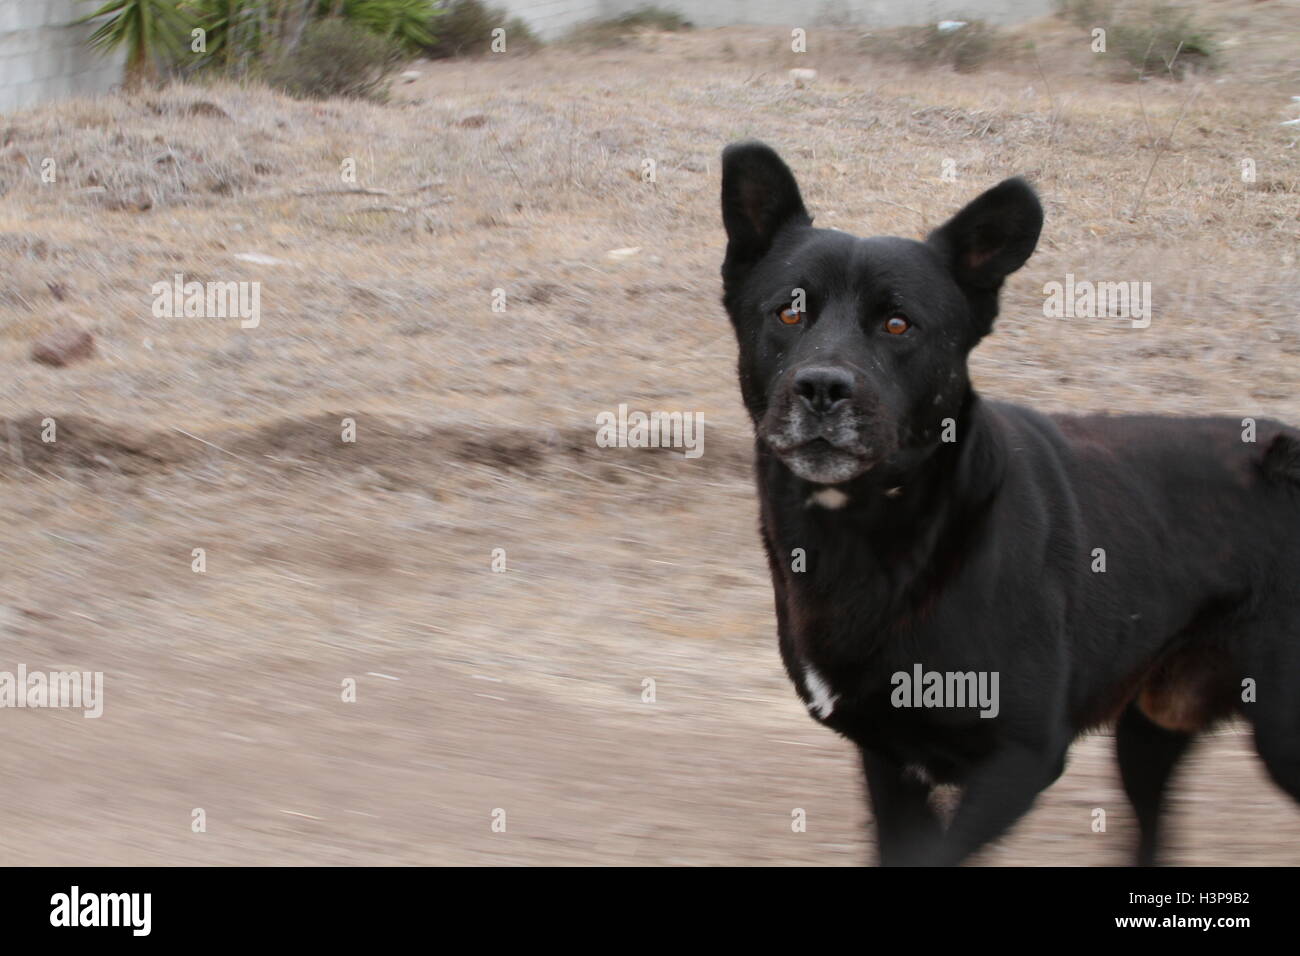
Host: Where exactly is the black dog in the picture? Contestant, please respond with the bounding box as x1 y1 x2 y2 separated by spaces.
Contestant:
720 141 1300 866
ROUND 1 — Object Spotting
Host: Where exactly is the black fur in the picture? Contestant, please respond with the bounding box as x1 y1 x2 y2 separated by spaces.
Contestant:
720 141 1300 866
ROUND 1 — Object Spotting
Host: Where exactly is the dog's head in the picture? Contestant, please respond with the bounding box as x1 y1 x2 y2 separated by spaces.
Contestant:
720 141 1042 486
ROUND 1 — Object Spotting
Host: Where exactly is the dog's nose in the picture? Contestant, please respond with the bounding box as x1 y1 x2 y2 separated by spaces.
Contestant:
794 366 854 415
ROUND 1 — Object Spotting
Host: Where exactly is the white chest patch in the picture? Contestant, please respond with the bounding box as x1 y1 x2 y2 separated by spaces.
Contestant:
803 664 840 719
807 487 849 510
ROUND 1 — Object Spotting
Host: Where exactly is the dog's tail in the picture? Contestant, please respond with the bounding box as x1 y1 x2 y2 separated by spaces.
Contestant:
1261 431 1300 486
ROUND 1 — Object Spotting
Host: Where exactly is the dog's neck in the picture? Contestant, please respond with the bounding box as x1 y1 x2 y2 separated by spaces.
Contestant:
756 389 1007 637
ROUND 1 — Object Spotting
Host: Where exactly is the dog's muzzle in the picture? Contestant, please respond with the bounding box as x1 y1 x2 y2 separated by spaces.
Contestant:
761 366 876 484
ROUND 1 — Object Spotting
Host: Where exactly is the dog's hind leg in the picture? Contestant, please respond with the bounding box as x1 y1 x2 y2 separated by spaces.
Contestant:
1116 701 1194 866
1237 618 1300 808
1254 725 1300 807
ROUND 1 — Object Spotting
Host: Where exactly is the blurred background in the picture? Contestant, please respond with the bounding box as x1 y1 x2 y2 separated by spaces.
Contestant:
0 0 1296 864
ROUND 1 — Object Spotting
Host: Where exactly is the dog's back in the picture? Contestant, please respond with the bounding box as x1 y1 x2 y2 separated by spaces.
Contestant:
1002 406 1300 731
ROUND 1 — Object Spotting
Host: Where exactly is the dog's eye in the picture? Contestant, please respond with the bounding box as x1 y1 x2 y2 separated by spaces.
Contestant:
777 306 804 326
884 315 911 335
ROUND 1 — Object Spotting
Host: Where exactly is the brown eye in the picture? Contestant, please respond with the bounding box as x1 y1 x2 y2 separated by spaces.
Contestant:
884 315 911 335
778 306 803 326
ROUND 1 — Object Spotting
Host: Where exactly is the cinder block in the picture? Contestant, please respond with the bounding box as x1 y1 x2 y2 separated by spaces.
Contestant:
47 0 79 28
10 52 34 84
15 26 41 55
21 2 48 31
14 79 35 109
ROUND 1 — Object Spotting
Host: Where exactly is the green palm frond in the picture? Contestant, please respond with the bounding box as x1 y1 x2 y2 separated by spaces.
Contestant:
340 0 440 52
78 0 193 75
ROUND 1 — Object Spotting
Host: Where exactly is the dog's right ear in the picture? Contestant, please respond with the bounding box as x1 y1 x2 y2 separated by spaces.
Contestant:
721 142 811 286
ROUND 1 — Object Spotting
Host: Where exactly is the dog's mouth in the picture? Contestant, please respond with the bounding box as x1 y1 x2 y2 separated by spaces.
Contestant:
764 435 875 484
760 397 880 485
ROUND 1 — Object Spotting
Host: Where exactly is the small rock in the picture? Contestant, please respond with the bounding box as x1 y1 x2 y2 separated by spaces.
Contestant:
208 338 252 368
100 188 153 212
937 20 967 33
606 247 641 261
31 328 94 367
397 320 434 336
789 68 817 88
185 101 229 119
400 71 422 83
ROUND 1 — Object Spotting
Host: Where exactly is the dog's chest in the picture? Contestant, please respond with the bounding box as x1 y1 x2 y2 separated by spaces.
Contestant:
780 600 872 724
777 583 996 766
798 661 840 719
785 639 995 778
777 564 873 722
763 501 995 759
786 643 881 731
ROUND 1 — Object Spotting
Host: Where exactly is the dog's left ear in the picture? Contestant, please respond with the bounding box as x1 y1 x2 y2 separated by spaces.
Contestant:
927 177 1043 335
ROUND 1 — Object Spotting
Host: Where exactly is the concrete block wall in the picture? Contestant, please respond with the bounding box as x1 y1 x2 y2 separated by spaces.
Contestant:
600 0 1058 29
0 0 123 114
496 0 1056 39
495 0 606 41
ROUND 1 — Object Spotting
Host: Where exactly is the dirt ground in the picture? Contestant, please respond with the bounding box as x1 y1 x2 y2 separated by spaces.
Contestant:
1 5 1298 865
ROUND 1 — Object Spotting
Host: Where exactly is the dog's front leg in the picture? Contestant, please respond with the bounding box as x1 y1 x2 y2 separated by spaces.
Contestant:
923 742 1068 866
860 749 945 866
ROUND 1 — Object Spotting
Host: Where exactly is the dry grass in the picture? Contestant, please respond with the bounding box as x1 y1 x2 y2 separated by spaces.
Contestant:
0 16 1296 433
0 8 1297 865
